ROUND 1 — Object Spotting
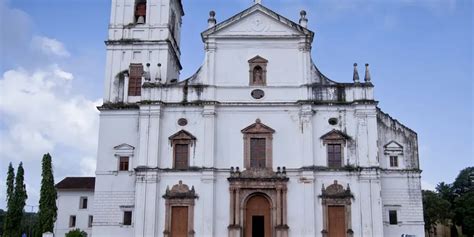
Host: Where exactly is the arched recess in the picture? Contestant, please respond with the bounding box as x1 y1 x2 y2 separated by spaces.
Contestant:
248 55 268 86
113 70 128 102
228 169 289 237
244 193 272 237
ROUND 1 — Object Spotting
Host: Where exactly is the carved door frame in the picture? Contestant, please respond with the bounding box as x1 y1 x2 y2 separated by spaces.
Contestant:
320 181 354 237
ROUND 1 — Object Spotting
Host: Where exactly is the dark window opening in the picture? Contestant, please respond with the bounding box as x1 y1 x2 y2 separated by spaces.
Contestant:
128 64 143 96
327 144 342 168
174 144 189 169
80 197 88 209
389 156 398 167
88 215 93 228
134 0 146 24
123 211 132 226
119 156 130 171
250 138 266 168
252 216 265 237
389 210 398 225
69 215 76 228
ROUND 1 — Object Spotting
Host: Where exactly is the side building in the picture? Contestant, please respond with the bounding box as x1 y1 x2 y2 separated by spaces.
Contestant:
54 177 95 237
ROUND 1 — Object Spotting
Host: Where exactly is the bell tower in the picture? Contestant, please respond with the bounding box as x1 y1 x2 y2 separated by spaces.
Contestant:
104 0 184 103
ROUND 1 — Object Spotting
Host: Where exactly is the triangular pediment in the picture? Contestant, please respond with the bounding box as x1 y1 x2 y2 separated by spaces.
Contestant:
241 119 275 134
384 141 404 155
169 130 196 141
320 130 351 141
384 141 403 149
248 55 268 63
113 143 135 150
202 4 313 39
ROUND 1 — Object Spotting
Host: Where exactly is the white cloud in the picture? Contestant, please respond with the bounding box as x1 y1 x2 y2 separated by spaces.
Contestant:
53 64 74 81
0 67 101 208
32 36 71 58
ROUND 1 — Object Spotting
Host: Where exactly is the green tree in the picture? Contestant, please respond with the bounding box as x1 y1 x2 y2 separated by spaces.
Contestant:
3 163 15 237
65 229 87 237
422 190 452 236
35 153 58 236
452 167 474 236
10 163 28 237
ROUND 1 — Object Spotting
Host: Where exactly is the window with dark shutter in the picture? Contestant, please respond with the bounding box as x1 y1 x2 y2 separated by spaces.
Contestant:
250 138 266 168
389 210 398 225
390 156 398 167
327 144 342 168
119 156 130 171
128 64 143 96
174 144 189 169
123 211 132 226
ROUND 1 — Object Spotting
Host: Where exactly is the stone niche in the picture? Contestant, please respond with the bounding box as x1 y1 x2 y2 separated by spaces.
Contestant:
228 167 289 237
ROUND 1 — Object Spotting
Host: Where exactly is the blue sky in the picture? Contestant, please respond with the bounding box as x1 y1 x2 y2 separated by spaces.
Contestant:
0 0 472 209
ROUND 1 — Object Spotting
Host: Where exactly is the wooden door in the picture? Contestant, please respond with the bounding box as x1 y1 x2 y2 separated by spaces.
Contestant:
171 206 188 237
328 206 346 237
245 195 271 237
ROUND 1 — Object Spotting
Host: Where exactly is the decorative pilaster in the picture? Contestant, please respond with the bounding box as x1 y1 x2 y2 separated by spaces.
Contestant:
301 105 314 166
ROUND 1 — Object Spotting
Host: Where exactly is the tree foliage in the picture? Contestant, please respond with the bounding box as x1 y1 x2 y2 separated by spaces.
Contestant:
3 163 15 236
422 190 452 233
3 163 28 237
35 153 58 236
65 229 88 237
452 167 474 236
423 166 474 236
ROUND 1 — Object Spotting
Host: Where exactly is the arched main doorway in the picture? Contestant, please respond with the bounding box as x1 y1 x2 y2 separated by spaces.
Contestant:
245 195 271 237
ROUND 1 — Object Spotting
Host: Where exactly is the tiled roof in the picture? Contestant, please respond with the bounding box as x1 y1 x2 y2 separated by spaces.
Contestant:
55 177 95 190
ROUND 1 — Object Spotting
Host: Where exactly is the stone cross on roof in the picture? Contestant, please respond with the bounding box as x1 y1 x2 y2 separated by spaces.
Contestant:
254 0 262 4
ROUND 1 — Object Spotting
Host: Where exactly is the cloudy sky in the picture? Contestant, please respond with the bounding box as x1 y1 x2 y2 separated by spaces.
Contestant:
0 0 472 210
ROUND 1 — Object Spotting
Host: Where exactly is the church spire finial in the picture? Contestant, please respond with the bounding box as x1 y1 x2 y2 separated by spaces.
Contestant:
364 63 372 84
353 63 360 84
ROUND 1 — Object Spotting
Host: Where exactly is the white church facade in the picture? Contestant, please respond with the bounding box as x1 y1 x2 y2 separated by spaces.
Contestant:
55 0 425 236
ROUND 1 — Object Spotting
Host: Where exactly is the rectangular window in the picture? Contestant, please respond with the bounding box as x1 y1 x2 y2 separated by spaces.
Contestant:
119 156 130 171
88 215 93 228
128 64 143 96
69 215 76 228
174 144 189 169
250 138 266 168
123 211 132 226
389 210 398 225
390 156 398 167
79 197 88 209
327 144 342 168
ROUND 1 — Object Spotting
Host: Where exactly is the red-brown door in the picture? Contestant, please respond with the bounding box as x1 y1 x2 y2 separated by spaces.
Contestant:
245 195 271 237
328 206 346 237
171 206 188 237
